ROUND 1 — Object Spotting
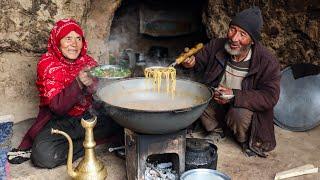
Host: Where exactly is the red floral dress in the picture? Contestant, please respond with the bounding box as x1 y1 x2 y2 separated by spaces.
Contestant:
19 19 98 149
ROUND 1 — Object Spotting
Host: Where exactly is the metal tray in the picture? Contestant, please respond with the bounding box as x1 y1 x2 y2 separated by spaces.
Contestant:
180 168 231 180
274 67 320 131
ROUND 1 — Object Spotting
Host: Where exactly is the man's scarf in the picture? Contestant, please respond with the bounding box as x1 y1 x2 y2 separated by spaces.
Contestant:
36 18 97 116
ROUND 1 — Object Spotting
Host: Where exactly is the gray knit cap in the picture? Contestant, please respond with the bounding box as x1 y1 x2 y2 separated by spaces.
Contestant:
230 6 263 42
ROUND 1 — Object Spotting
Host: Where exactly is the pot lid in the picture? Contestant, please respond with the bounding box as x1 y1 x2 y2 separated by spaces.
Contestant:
274 66 320 131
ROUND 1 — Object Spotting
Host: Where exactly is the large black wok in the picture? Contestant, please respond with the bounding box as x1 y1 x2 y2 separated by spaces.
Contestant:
96 78 212 134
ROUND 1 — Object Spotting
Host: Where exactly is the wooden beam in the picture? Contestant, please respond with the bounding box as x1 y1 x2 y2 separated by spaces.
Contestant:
274 164 319 180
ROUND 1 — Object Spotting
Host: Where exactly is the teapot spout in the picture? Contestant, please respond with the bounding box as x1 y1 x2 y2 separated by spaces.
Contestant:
51 128 78 178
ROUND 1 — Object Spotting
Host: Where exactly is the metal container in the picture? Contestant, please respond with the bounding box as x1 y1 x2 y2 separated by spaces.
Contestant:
124 49 136 69
180 169 231 180
96 78 212 134
274 66 320 131
185 138 218 171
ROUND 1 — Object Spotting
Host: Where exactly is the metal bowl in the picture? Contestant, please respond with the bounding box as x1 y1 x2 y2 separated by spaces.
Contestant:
180 169 231 180
89 65 131 80
96 78 212 134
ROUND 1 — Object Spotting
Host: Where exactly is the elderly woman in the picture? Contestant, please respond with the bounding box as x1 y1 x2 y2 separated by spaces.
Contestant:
8 19 121 168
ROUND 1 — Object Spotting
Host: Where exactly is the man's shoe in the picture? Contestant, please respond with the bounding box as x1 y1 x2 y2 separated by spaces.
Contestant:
241 142 257 157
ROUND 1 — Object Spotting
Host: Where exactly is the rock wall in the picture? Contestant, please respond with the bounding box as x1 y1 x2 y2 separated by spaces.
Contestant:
203 0 319 68
0 0 90 53
84 0 122 63
0 0 319 122
0 0 120 122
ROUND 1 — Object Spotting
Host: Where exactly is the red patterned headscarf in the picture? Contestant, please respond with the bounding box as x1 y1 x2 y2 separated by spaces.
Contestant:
36 18 97 116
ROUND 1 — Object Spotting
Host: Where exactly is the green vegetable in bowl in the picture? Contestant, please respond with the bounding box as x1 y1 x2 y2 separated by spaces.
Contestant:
91 68 106 77
90 65 131 78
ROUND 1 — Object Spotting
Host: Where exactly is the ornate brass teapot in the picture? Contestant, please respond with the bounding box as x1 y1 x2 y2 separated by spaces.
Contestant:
51 116 108 180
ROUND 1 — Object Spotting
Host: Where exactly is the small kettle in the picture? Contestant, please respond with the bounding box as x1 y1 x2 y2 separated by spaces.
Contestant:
51 116 108 180
185 138 218 171
124 48 136 69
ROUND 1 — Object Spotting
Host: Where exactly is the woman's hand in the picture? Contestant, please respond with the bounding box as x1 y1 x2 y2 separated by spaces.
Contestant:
182 55 196 68
78 67 94 88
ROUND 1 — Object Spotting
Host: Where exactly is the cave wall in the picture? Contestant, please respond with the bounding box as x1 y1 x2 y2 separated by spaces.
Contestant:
0 0 319 122
107 1 206 63
203 0 319 68
0 0 120 122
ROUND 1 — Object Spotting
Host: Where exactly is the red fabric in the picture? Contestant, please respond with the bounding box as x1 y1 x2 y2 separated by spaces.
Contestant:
55 19 84 46
37 18 97 116
18 108 52 149
18 19 98 149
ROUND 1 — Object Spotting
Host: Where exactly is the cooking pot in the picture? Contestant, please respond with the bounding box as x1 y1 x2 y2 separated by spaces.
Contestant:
96 78 212 134
185 138 218 171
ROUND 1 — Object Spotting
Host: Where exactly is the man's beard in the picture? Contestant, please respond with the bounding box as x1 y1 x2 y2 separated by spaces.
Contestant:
224 41 251 56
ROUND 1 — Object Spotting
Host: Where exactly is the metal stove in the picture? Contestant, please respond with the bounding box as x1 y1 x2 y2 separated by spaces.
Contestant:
125 128 186 180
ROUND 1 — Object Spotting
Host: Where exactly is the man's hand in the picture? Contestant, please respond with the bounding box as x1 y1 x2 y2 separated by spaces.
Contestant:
181 55 196 68
213 85 234 105
78 67 94 87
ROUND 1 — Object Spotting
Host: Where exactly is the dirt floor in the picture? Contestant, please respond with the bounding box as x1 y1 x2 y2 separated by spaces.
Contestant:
9 119 320 180
216 125 320 180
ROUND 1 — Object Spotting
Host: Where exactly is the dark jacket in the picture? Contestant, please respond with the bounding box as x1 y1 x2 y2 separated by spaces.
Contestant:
194 38 281 152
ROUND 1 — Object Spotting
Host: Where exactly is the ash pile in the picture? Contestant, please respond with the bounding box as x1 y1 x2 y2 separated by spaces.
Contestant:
145 162 177 180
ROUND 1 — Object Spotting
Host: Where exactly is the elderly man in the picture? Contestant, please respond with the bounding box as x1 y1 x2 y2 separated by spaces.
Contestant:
182 6 281 157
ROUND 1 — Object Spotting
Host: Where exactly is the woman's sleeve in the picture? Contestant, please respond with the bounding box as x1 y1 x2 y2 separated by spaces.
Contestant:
48 79 85 115
85 78 98 94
